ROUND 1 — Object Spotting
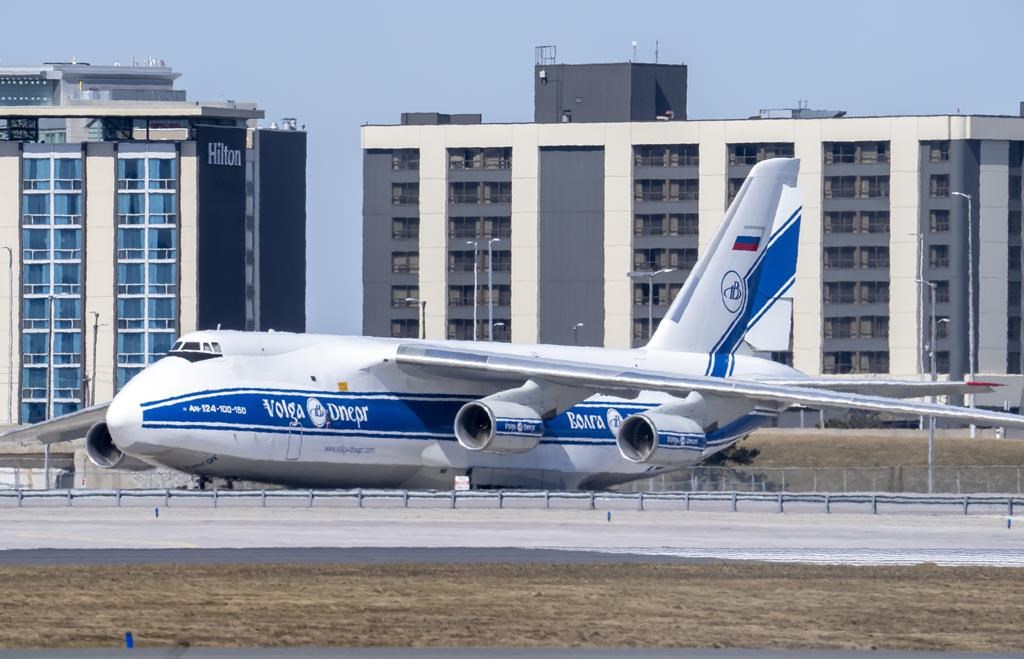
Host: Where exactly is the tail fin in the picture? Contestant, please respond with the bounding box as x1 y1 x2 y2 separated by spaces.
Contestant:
647 158 802 376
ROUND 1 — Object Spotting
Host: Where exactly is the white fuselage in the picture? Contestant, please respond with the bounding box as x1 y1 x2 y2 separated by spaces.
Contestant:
104 331 803 490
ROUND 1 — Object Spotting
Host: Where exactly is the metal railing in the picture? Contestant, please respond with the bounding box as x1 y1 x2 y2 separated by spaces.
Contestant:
0 487 1020 516
625 465 1024 495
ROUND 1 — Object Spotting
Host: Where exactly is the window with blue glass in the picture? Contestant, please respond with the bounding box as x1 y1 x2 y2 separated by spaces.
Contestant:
20 155 83 422
116 154 178 391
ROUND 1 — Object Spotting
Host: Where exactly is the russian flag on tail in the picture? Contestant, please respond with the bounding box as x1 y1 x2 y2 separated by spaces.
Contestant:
733 234 761 251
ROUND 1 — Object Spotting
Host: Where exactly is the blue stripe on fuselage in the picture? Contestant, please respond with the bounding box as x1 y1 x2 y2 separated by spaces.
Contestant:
139 388 769 449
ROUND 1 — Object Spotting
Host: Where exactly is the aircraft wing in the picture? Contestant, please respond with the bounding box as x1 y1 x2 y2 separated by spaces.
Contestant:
759 378 999 398
395 344 1024 429
0 403 109 445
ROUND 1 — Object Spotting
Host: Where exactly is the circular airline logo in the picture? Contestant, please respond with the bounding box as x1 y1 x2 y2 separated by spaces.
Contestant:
721 270 745 314
606 408 624 437
306 397 328 428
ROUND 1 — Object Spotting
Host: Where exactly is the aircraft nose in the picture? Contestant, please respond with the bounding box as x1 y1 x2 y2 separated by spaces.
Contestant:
106 391 143 449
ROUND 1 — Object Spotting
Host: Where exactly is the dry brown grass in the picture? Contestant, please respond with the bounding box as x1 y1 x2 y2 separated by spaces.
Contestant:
2 562 1023 651
739 431 1024 468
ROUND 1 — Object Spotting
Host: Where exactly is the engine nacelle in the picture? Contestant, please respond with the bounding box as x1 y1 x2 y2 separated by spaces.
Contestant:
616 412 706 466
85 422 153 471
454 400 544 454
86 422 125 468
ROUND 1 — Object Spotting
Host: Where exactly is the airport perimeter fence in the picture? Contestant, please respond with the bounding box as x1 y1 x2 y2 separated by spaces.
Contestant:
0 487 1021 516
623 465 1024 495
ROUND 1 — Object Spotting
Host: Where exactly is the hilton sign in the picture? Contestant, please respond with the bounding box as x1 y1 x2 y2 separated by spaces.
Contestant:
208 142 243 166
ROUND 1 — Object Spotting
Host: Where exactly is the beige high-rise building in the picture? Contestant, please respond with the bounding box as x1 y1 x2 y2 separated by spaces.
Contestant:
0 62 307 424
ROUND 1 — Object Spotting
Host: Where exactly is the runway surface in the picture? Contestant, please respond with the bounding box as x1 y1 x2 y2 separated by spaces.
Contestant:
1 650 1020 659
1 506 1021 566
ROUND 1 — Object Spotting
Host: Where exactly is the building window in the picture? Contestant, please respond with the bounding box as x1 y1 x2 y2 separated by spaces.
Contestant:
482 182 512 203
448 182 478 204
391 149 419 171
859 176 890 198
929 175 950 198
823 141 889 164
861 281 890 304
1009 352 1022 375
860 246 889 269
391 251 419 273
632 213 698 236
632 319 652 345
633 144 699 168
448 147 512 170
20 155 84 422
1010 245 1022 271
769 351 794 367
823 282 856 304
862 212 890 233
1010 282 1022 309
823 177 856 198
391 319 419 338
727 178 745 202
934 351 950 375
1009 211 1022 237
1009 317 1021 342
824 317 854 339
391 217 419 240
392 182 419 205
391 286 419 308
728 143 794 166
633 248 696 271
930 210 950 233
823 351 889 375
929 141 950 162
634 179 698 202
824 212 855 234
115 154 178 392
450 216 512 239
929 245 949 268
823 247 855 269
633 282 682 306
935 281 950 304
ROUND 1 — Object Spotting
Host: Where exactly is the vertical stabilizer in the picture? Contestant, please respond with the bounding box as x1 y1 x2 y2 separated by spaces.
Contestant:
647 158 802 376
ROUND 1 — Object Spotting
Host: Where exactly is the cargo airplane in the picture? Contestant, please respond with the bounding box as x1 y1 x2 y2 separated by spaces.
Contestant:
8 158 1020 490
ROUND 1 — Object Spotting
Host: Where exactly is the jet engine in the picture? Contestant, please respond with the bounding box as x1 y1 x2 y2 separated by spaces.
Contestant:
454 399 544 454
85 422 152 471
616 412 706 466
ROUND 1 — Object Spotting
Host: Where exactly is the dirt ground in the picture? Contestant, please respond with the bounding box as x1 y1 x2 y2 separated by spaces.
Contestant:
737 431 1024 468
3 562 1023 651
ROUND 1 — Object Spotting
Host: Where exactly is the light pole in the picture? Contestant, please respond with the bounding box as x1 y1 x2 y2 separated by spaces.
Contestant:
466 240 479 341
917 278 937 494
403 297 427 340
487 237 500 341
627 268 676 342
45 294 55 489
1 246 11 425
952 191 975 438
572 322 584 346
89 312 104 406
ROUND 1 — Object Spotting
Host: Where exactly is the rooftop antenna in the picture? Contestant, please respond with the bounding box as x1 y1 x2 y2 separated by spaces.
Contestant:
631 40 638 62
655 40 659 63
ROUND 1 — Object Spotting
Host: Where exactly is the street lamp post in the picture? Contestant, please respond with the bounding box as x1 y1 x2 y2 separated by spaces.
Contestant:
1 246 11 425
45 294 55 489
627 268 676 342
466 240 479 341
403 297 427 340
572 322 584 346
917 279 937 494
487 237 500 341
951 191 975 438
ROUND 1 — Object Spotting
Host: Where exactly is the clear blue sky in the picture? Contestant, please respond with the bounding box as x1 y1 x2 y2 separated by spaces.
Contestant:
2 0 1022 334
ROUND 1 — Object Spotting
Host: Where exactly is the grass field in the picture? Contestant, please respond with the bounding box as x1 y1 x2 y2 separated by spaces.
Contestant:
736 429 1024 468
2 562 1023 651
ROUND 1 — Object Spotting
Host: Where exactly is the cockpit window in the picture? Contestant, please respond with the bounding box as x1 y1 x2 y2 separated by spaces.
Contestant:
168 340 223 362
